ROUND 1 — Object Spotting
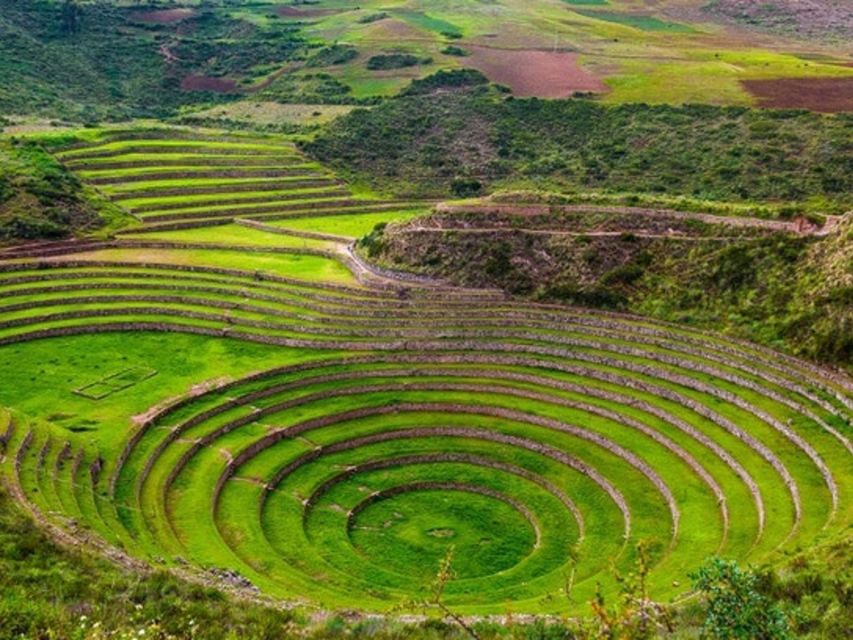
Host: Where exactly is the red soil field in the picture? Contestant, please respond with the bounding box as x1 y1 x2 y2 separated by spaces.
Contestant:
464 47 606 98
180 75 240 94
742 77 853 112
131 9 195 24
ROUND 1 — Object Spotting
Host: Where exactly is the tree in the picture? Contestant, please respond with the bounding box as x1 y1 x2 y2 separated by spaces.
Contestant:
60 0 82 35
690 557 792 640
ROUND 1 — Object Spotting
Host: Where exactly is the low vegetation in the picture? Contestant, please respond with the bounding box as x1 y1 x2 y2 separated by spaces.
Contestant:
366 54 432 71
359 202 852 365
0 138 127 241
0 0 304 121
307 45 359 68
307 79 852 212
0 484 301 640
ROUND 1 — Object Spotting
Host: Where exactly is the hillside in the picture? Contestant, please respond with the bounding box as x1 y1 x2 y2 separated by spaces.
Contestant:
0 0 304 121
2 0 853 122
704 0 853 41
305 80 853 212
0 138 125 241
359 199 852 366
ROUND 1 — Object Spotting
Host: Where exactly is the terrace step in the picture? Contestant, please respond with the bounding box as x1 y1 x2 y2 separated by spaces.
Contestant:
108 178 340 200
84 168 325 183
60 145 300 161
129 188 352 214
54 129 297 152
139 197 371 222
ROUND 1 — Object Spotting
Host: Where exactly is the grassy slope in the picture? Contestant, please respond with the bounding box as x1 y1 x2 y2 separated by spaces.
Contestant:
631 220 853 365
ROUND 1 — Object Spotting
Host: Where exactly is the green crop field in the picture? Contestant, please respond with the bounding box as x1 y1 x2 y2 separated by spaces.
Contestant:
259 0 853 108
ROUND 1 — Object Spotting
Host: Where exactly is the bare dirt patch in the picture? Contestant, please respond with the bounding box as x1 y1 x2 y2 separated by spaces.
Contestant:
742 77 853 113
464 47 606 98
180 75 241 94
131 8 195 24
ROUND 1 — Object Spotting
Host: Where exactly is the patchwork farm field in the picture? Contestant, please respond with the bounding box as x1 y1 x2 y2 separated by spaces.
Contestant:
256 0 853 107
0 127 850 620
5 0 852 125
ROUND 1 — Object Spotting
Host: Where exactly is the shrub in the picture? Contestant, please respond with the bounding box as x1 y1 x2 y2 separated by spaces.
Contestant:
450 177 483 197
403 69 488 95
366 54 426 70
307 45 358 67
358 12 388 24
442 45 469 56
690 558 793 640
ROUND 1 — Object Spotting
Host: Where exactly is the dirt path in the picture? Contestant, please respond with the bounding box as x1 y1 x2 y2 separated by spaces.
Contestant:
436 203 844 236
399 226 739 241
339 242 446 288
158 43 181 64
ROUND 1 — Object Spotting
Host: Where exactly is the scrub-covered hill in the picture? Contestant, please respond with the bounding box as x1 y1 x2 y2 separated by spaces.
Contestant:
306 78 853 212
0 0 304 121
361 198 852 366
0 139 125 241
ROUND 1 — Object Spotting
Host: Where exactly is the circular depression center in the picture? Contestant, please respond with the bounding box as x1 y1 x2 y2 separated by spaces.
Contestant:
348 484 538 580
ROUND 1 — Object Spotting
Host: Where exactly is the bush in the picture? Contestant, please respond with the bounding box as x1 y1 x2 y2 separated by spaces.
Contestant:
691 558 793 640
450 177 483 197
366 54 426 70
442 45 469 56
403 69 488 95
358 12 388 24
307 45 358 67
